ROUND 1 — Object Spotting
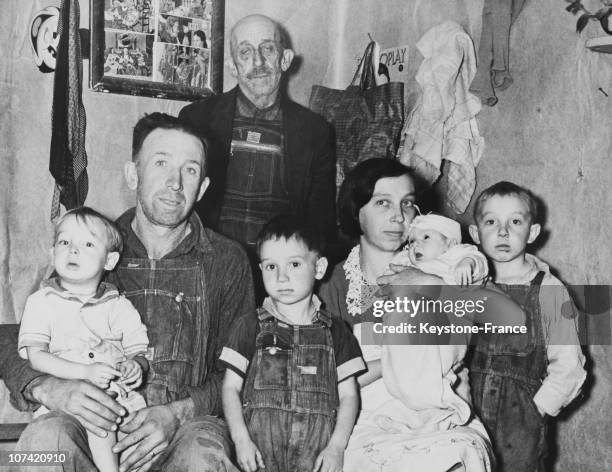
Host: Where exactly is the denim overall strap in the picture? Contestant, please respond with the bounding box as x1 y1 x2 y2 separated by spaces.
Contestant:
113 256 204 407
470 271 547 385
243 316 339 417
469 271 549 472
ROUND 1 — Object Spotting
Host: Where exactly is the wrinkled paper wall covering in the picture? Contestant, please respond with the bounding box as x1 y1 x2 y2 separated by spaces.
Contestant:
0 1 610 469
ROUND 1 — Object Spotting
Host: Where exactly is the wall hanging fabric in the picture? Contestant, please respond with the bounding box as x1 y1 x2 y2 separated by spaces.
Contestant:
50 0 88 220
397 21 484 215
469 0 527 107
309 41 404 190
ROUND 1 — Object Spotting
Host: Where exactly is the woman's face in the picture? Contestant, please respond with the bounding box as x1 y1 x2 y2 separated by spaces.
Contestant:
192 34 204 48
358 174 417 253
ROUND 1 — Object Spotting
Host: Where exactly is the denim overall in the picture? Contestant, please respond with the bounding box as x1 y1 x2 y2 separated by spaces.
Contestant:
242 308 339 472
218 103 291 249
112 256 203 407
470 271 548 472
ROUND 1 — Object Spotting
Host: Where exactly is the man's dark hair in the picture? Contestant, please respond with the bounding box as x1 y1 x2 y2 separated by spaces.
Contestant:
473 181 539 224
132 112 209 173
338 158 415 238
256 214 325 259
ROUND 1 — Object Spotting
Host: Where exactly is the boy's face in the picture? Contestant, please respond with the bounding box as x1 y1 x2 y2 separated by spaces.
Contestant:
407 228 451 264
53 217 118 289
469 195 540 264
259 237 327 309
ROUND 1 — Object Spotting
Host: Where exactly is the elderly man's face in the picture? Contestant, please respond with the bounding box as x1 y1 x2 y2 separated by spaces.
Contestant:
125 128 209 228
229 17 293 106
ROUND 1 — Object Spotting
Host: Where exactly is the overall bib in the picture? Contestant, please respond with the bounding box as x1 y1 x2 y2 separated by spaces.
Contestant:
114 256 204 406
470 271 548 472
242 310 339 472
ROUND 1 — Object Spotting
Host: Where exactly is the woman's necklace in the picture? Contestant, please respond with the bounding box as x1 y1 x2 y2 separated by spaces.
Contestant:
344 245 380 316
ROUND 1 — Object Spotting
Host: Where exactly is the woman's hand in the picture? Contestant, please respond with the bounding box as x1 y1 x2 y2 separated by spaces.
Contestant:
377 265 443 300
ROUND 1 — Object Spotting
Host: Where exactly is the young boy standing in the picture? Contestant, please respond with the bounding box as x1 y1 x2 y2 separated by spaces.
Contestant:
467 181 586 472
220 215 365 472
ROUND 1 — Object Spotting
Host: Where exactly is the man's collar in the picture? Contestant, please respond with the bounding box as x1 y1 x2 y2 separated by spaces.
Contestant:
115 208 213 259
41 276 119 305
236 86 281 119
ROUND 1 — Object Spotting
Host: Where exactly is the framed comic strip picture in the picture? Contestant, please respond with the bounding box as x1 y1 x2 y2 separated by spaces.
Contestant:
90 0 224 100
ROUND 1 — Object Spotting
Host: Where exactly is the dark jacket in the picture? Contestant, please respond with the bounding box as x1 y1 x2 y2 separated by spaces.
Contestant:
179 86 336 243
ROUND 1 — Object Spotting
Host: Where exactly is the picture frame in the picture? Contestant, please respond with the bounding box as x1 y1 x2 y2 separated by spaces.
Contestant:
90 0 224 101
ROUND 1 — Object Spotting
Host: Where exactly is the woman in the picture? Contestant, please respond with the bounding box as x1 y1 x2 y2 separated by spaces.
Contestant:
190 30 209 89
319 159 518 472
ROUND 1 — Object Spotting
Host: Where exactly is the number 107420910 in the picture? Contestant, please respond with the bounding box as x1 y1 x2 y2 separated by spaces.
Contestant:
0 451 68 465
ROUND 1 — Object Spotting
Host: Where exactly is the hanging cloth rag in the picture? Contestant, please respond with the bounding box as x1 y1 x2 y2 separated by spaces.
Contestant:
397 21 484 214
469 0 527 106
50 0 88 220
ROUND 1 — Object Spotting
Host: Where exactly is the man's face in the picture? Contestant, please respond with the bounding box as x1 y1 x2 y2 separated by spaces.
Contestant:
228 17 293 106
126 128 209 229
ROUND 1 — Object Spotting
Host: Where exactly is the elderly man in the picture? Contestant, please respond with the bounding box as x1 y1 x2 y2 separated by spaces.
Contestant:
3 113 254 472
179 14 336 277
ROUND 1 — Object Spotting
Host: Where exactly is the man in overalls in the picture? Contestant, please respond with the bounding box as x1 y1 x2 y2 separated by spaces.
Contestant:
5 113 255 472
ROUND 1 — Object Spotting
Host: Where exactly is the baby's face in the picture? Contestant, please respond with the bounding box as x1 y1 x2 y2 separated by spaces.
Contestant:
53 217 112 287
407 228 451 264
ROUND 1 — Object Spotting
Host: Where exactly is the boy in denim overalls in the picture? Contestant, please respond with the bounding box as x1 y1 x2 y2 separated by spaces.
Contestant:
220 215 365 472
467 182 586 471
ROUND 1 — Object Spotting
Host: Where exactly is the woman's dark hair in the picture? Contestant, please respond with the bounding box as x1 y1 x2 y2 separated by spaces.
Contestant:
193 30 208 48
338 158 414 238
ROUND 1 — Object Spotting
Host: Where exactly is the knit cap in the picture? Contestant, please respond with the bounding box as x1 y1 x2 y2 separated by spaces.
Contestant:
408 214 462 242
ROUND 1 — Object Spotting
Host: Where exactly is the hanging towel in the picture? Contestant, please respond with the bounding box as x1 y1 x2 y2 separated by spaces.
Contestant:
470 0 527 106
50 0 88 220
397 21 484 214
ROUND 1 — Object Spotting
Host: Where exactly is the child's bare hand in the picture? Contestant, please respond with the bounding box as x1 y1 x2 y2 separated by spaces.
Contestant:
455 259 476 287
85 362 121 389
312 444 343 472
235 436 265 472
117 359 143 389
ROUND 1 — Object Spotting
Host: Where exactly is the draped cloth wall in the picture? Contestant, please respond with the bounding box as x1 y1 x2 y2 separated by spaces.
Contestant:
50 0 88 220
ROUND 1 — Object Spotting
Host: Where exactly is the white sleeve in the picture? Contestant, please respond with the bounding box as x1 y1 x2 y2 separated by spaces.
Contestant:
17 292 52 359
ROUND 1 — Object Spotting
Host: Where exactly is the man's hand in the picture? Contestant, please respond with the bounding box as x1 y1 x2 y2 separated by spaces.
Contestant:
234 435 265 472
31 376 125 437
312 443 344 472
114 405 181 472
84 362 122 389
117 359 143 390
454 258 476 287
